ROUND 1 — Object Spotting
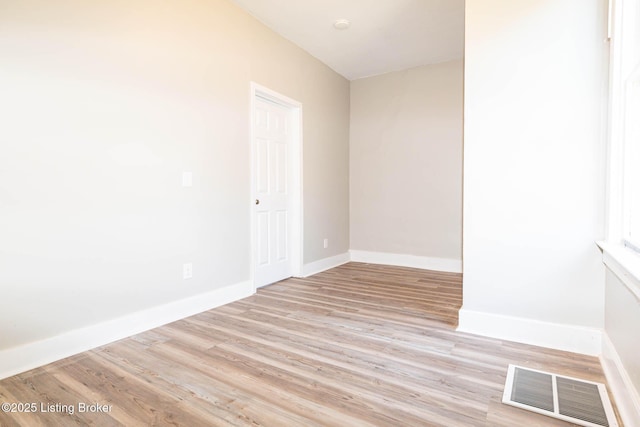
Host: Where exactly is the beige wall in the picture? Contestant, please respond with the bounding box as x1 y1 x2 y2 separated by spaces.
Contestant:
0 0 349 350
349 60 463 261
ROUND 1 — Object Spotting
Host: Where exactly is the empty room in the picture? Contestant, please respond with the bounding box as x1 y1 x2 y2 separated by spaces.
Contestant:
1 0 639 426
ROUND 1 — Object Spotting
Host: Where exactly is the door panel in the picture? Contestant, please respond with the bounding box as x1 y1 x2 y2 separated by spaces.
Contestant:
253 97 292 287
275 141 287 194
276 210 288 262
257 211 270 266
256 138 270 194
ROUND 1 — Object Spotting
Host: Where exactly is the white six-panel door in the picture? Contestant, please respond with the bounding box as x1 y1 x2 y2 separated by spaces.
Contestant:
253 96 293 287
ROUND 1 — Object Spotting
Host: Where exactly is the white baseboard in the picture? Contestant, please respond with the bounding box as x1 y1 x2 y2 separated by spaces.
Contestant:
301 252 350 277
457 308 602 356
601 333 640 427
349 250 462 273
0 280 254 381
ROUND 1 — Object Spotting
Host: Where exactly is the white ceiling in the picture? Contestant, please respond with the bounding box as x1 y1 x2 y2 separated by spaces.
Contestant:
229 0 465 81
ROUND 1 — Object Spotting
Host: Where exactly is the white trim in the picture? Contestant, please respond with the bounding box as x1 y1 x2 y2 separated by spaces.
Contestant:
607 0 613 40
349 250 462 273
601 333 640 427
598 241 640 301
301 252 351 277
249 82 303 290
0 280 253 381
604 0 625 242
457 308 602 356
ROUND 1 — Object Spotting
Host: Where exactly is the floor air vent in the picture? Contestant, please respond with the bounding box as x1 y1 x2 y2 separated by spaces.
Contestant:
502 365 618 427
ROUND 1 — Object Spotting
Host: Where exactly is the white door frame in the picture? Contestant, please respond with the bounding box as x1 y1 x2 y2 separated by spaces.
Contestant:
250 82 303 290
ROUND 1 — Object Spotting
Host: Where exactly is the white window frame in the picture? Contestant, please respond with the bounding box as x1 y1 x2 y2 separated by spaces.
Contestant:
603 0 640 298
621 61 640 251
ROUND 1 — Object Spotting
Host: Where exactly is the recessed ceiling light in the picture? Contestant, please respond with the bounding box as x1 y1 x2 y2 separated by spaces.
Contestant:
333 19 350 30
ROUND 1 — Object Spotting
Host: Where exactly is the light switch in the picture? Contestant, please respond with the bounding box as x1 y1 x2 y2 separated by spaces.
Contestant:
183 263 193 279
182 172 193 187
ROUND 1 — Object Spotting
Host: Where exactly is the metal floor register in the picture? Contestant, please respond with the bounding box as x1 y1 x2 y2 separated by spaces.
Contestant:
502 364 618 427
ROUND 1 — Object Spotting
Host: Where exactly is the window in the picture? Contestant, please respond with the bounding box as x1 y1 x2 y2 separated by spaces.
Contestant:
608 0 640 254
622 64 640 251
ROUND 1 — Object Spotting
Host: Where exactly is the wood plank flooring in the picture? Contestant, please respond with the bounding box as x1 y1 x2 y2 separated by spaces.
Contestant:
0 263 622 426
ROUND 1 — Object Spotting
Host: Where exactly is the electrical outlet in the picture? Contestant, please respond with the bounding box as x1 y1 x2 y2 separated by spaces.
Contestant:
183 263 193 279
323 238 329 249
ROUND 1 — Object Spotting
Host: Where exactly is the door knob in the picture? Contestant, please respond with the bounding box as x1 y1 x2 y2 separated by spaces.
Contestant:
255 199 260 205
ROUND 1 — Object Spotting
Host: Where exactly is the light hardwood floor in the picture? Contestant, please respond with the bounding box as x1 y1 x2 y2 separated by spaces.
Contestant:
0 263 622 426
